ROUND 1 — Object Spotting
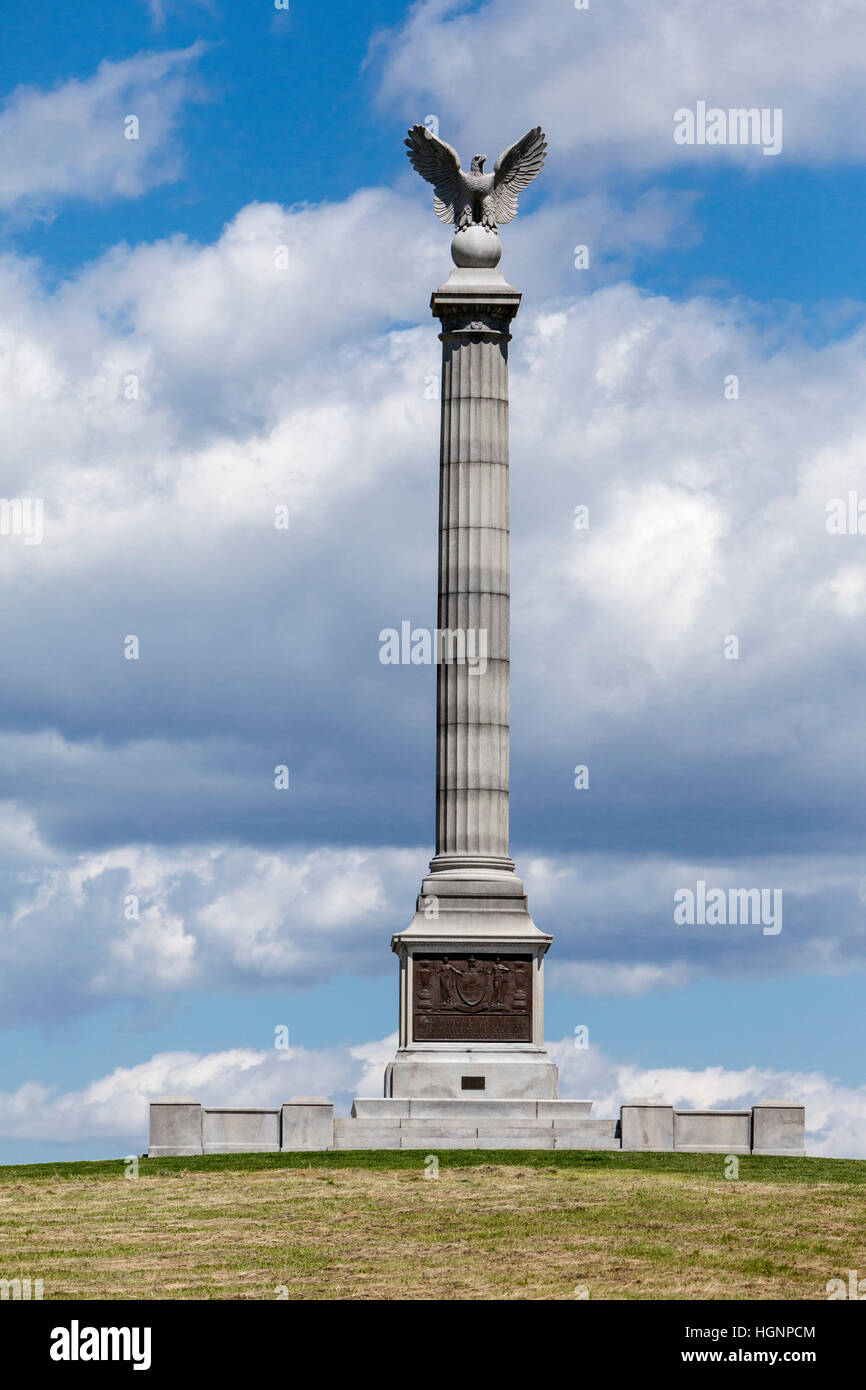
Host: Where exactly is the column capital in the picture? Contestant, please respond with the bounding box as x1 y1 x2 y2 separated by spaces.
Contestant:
431 267 521 339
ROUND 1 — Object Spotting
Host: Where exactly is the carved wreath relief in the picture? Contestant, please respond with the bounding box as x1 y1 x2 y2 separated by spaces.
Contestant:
412 954 532 1041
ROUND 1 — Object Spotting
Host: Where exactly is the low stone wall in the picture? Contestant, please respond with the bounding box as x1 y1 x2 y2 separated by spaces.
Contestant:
149 1095 806 1157
622 1099 805 1157
148 1097 335 1156
675 1108 751 1154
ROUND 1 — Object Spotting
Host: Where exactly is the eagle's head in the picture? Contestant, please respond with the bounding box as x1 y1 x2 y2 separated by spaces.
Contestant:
470 154 487 173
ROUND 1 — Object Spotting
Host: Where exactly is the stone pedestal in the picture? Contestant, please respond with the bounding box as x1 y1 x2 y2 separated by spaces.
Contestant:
621 1100 674 1152
386 264 557 1102
281 1097 334 1151
751 1099 807 1156
148 1097 202 1157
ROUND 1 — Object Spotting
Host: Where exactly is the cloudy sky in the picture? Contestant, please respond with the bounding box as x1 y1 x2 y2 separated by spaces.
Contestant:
2 0 866 1163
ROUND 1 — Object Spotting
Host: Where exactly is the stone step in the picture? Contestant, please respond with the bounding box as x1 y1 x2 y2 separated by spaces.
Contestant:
335 1106 619 1150
335 1112 403 1134
409 1116 554 1130
409 1100 539 1121
397 1131 557 1151
552 1121 620 1150
538 1101 594 1119
350 1098 593 1121
334 1120 622 1151
475 1124 556 1138
334 1117 401 1131
333 1122 401 1150
402 1120 483 1137
339 1115 612 1133
400 1132 480 1150
474 1133 555 1150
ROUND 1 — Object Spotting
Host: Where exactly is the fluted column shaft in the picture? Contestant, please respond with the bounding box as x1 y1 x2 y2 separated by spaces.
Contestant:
430 290 520 869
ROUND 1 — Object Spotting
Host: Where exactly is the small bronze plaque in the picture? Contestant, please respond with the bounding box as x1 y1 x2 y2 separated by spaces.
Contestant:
413 954 532 1043
461 1076 485 1090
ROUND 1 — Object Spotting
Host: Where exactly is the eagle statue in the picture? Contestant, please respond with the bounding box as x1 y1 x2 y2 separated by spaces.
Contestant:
405 124 548 234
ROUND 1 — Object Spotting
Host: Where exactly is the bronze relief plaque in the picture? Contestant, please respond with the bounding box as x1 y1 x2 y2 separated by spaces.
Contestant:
412 954 532 1042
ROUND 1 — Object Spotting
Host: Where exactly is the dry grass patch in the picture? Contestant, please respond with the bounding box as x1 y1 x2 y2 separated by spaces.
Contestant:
1 1157 863 1300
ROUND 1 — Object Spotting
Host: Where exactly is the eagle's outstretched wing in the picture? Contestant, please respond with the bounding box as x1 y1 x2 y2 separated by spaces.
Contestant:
491 127 548 226
405 124 468 226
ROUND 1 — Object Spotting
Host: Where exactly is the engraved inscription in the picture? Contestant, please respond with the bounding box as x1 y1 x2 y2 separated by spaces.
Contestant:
412 954 532 1042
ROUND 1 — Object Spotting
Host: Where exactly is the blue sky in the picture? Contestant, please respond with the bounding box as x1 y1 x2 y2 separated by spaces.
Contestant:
2 0 866 1162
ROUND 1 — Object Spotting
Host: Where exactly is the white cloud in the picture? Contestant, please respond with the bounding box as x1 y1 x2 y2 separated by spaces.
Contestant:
0 45 205 214
3 10 865 1173
551 1038 866 1157
551 961 696 997
2 184 866 1024
573 480 725 651
375 0 866 170
0 1037 400 1142
2 828 866 1027
0 835 423 1017
2 1035 860 1157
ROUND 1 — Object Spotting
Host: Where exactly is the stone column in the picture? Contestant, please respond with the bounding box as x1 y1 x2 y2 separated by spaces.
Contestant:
387 262 557 1102
430 278 520 872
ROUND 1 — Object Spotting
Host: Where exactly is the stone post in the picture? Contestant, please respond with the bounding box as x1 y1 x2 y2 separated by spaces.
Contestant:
430 273 520 872
387 251 556 1100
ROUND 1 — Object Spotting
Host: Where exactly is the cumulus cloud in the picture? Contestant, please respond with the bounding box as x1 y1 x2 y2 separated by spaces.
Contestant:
1 180 866 1022
3 4 864 1171
0 824 423 1024
374 0 866 171
2 1035 859 1156
1 818 866 1030
550 1038 866 1157
0 45 205 215
0 1037 398 1145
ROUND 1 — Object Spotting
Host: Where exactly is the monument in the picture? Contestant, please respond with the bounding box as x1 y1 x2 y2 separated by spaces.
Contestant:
384 124 557 1101
147 126 806 1157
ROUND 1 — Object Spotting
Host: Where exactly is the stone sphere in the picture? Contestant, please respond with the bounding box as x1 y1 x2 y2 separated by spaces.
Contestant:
451 226 502 269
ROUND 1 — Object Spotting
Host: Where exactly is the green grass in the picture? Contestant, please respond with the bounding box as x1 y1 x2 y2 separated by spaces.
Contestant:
2 1149 863 1299
0 1147 861 1185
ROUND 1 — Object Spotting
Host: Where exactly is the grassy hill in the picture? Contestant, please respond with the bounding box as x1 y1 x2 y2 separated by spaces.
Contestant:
0 1149 862 1300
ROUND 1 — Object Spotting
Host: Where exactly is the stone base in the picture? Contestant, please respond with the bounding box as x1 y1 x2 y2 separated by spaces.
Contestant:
751 1099 807 1156
386 1048 558 1100
147 1096 807 1157
387 865 558 1100
621 1099 674 1152
281 1098 334 1152
148 1097 202 1157
352 1098 592 1119
335 1098 616 1151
